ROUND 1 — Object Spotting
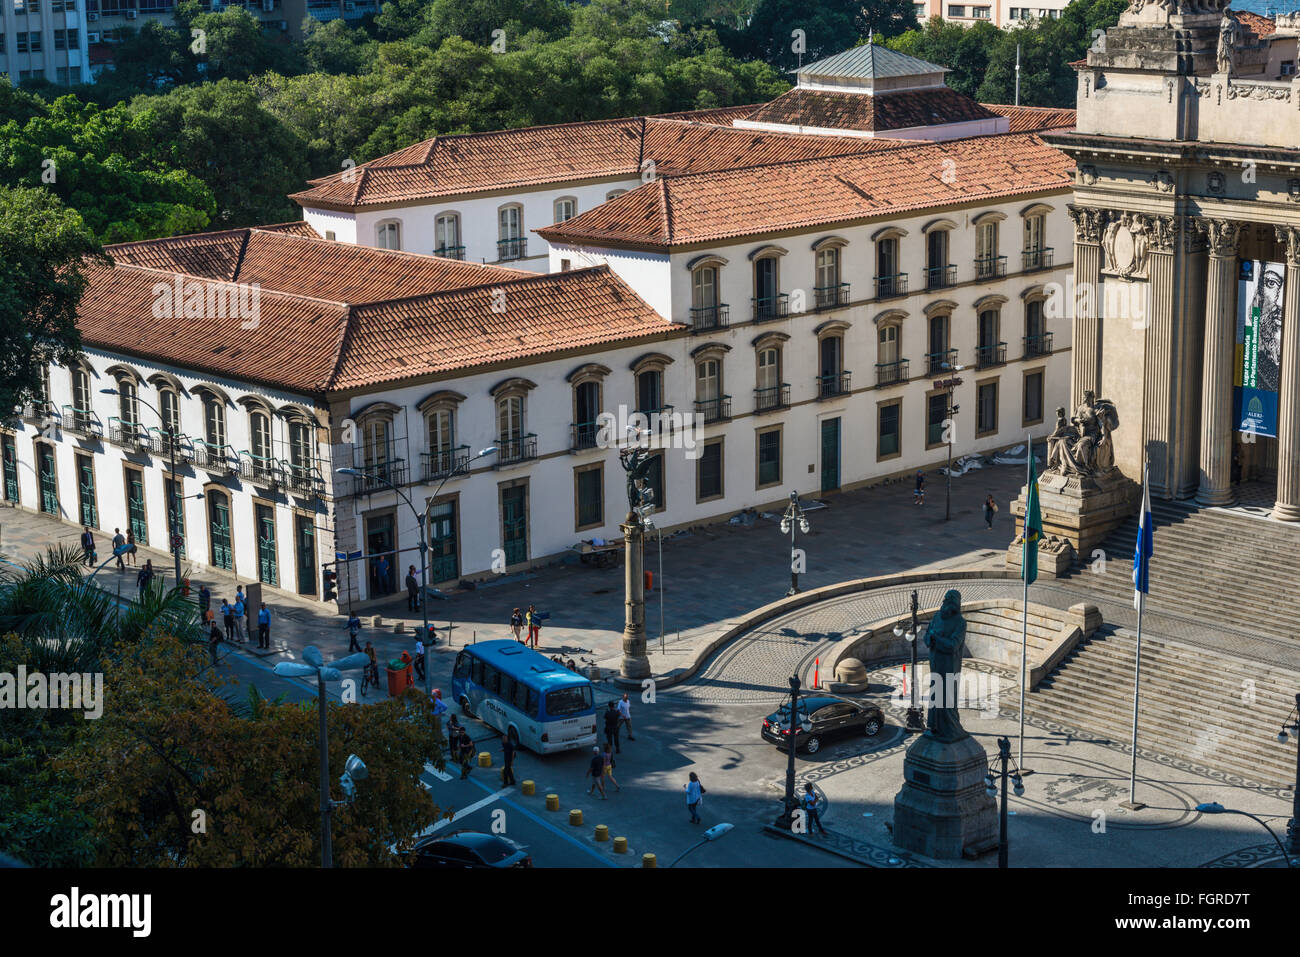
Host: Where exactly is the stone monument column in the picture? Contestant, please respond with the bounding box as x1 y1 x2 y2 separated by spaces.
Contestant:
1196 219 1241 507
620 517 651 678
1067 205 1106 407
1272 226 1300 521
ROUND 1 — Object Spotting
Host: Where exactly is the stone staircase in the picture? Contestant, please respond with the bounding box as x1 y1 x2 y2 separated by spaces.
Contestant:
1063 498 1300 646
1027 627 1299 787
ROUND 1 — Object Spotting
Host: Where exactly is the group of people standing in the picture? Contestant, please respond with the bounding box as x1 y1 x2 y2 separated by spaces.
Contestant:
509 606 543 649
200 584 272 650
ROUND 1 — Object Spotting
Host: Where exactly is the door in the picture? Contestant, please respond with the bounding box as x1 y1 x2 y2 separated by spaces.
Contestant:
574 382 600 447
295 514 316 596
428 501 459 583
125 468 147 544
77 454 98 529
501 485 527 566
209 491 233 570
365 512 396 596
2 435 18 504
820 418 841 493
165 477 185 558
255 503 278 587
38 444 58 515
755 257 777 315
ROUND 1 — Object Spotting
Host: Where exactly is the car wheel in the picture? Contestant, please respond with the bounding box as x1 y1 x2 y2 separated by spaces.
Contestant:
804 735 821 754
863 716 882 737
459 695 473 718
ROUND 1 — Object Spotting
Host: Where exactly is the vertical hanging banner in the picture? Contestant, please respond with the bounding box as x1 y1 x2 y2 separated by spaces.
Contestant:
1235 259 1285 437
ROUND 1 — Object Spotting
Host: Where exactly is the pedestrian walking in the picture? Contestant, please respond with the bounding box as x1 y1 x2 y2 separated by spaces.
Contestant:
601 742 620 792
447 714 463 749
126 528 138 565
208 619 223 666
618 693 635 740
510 607 524 643
406 565 420 612
232 593 248 643
413 637 426 681
347 614 363 654
525 604 540 649
457 727 475 779
198 583 211 617
136 559 154 594
603 700 621 753
112 528 126 570
586 746 607 799
913 470 926 505
501 733 517 786
221 599 234 642
80 527 95 567
257 602 271 649
802 783 827 835
685 772 705 823
362 641 379 696
983 494 999 530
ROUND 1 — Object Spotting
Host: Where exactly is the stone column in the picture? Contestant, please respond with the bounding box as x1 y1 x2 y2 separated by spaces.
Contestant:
1272 227 1300 521
1195 219 1241 506
620 518 650 678
1067 205 1106 407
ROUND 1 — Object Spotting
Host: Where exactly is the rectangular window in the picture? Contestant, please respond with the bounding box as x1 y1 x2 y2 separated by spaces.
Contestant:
554 198 576 222
29 31 41 52
1024 371 1044 425
973 5 990 17
948 4 966 15
977 381 998 435
575 465 603 530
878 401 901 459
757 428 781 488
697 440 722 501
17 33 27 53
55 30 67 51
927 393 948 447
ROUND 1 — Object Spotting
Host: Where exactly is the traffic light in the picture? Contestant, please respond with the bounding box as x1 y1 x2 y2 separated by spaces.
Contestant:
323 567 338 601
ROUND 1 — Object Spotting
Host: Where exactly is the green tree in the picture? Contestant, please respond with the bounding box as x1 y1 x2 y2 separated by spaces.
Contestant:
733 0 916 72
886 17 1000 100
194 7 305 83
300 18 378 75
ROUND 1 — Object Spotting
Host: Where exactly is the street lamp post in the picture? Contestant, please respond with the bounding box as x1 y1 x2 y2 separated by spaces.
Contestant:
934 368 963 522
102 388 182 586
780 491 811 596
668 822 734 866
776 673 802 829
985 735 1024 869
1196 802 1296 868
892 589 925 732
338 445 495 698
1278 693 1300 855
273 645 369 868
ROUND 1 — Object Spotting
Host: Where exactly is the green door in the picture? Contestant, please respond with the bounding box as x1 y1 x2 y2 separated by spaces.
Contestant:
501 485 527 566
77 455 98 528
126 469 147 544
256 503 278 586
165 477 185 558
428 501 459 583
38 445 58 514
209 492 233 570
820 418 841 493
2 436 18 504
295 515 316 596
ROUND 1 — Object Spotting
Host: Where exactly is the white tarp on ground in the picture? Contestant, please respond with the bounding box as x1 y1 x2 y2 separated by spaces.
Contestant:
939 454 987 477
990 444 1042 467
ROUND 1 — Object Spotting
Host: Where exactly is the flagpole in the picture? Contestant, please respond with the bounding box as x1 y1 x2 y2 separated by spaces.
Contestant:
1129 590 1145 805
1019 432 1030 769
1125 459 1151 810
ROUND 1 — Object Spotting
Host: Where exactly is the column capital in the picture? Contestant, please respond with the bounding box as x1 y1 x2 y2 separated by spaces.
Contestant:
1275 225 1300 265
1145 215 1180 254
1067 204 1107 245
1194 218 1242 258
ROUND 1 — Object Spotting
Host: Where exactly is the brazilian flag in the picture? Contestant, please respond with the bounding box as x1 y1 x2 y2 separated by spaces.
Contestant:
1023 452 1042 585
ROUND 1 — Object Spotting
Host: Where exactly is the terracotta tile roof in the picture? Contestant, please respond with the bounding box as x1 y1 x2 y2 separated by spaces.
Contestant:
82 229 676 394
257 220 323 238
650 104 764 124
641 118 906 176
538 132 1073 250
1237 11 1276 37
741 87 999 134
980 103 1076 134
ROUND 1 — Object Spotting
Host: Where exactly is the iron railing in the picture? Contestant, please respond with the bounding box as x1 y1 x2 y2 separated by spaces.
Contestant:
874 273 907 299
752 294 789 322
753 383 790 413
816 371 851 399
60 405 103 438
238 450 283 487
694 395 731 423
351 459 408 496
925 349 959 376
422 445 471 481
571 423 601 452
496 434 538 466
975 342 1007 369
1023 332 1054 358
434 245 466 260
107 417 147 450
975 255 1007 280
1023 247 1054 271
925 263 957 289
689 304 730 333
497 237 527 261
193 440 237 474
814 282 850 309
875 359 909 386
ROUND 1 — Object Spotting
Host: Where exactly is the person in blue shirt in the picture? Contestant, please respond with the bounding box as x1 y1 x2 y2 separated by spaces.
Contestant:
801 783 827 835
232 595 247 643
257 602 271 649
347 615 363 653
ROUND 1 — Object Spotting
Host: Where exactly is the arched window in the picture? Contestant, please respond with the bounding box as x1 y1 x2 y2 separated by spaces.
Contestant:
204 395 226 448
554 197 577 223
875 312 906 386
815 321 850 399
1021 204 1052 271
497 395 523 444
630 353 673 416
288 420 313 475
873 227 906 298
118 379 140 434
249 410 272 462
923 220 955 289
70 366 91 414
498 204 525 261
434 213 462 259
751 248 785 320
159 388 180 436
490 378 537 465
974 213 1005 279
376 220 401 250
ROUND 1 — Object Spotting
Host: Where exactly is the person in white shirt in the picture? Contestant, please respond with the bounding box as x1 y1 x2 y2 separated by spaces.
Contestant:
617 693 635 741
414 638 426 680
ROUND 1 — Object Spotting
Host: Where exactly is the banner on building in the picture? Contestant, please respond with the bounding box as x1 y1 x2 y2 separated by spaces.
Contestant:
1234 260 1285 438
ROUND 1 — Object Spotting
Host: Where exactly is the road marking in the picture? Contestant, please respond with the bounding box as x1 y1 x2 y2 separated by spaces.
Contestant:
423 762 453 782
414 786 511 839
464 776 616 867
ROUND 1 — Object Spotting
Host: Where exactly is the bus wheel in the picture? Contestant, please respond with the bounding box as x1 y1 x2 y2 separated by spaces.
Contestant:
507 726 519 749
459 695 473 718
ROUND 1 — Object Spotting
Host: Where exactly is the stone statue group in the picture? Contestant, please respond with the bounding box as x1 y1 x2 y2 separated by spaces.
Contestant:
1046 391 1119 478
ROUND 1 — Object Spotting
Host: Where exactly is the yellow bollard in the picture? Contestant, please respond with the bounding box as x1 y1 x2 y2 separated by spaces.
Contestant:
613 837 628 854
478 751 492 768
594 824 609 842
545 793 560 811
641 853 657 868
569 808 584 826
521 780 536 796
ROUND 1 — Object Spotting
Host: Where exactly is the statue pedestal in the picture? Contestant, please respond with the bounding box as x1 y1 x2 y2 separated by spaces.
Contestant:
620 518 650 679
1006 469 1139 576
892 733 997 860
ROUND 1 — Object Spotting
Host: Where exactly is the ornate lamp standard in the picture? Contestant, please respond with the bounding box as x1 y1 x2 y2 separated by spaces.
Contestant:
934 366 964 522
775 673 807 829
892 589 925 732
1278 693 1300 856
780 491 811 596
984 736 1025 868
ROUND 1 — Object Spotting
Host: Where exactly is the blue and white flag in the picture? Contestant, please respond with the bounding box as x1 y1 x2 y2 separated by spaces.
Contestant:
1132 464 1153 610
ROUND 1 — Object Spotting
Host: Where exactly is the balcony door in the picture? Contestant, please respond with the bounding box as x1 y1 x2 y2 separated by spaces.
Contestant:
820 418 841 493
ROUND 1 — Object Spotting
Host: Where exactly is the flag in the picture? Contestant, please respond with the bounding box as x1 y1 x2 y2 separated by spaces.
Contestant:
1022 449 1042 585
1132 463 1153 610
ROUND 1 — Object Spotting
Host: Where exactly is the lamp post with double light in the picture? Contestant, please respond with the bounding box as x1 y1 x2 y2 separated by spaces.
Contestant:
1195 802 1295 868
985 736 1024 869
1278 693 1300 855
780 491 811 596
775 673 807 829
893 589 925 732
934 366 964 522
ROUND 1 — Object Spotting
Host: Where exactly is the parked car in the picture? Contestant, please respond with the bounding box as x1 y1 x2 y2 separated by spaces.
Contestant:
760 695 885 754
410 831 533 868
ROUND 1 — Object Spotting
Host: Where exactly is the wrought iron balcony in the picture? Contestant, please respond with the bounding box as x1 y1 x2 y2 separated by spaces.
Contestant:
60 405 103 438
192 440 237 474
570 422 601 452
925 349 959 376
145 427 192 461
693 395 731 423
814 282 850 309
422 445 471 481
816 371 851 399
22 399 53 425
350 459 408 496
874 273 907 299
238 450 283 487
875 359 909 386
689 303 730 333
496 434 538 467
1023 332 1054 358
633 404 674 429
497 237 527 261
107 417 148 450
925 263 957 289
752 294 789 322
975 255 1007 280
433 245 466 260
1022 247 1054 272
975 342 1007 369
753 383 790 413
284 462 325 495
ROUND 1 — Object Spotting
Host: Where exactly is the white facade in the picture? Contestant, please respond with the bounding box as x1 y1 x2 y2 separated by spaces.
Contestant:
2 0 88 85
912 0 1067 28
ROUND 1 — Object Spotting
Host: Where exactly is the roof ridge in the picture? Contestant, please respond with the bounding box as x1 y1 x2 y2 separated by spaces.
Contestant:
106 227 251 253
244 227 532 275
104 261 352 309
323 305 359 392
230 228 252 283
659 178 673 244
346 263 613 312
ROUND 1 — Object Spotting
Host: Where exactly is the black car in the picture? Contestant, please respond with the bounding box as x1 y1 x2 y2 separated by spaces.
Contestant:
411 831 533 868
761 695 885 754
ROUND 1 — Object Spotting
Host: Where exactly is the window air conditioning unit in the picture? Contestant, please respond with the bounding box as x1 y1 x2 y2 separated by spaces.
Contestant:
125 8 137 17
344 1 354 11
87 10 98 18
87 31 99 41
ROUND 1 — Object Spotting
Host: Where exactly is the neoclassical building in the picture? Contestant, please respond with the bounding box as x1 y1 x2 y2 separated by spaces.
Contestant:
1049 3 1300 515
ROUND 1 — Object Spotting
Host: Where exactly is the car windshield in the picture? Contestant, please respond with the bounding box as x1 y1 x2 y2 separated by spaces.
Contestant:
470 839 517 864
773 704 809 723
545 685 592 717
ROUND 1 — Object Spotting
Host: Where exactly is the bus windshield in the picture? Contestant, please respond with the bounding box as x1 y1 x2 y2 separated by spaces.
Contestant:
545 685 593 717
